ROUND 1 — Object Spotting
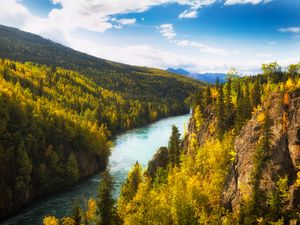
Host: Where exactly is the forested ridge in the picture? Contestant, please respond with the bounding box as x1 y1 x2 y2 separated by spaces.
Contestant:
0 25 202 101
45 62 300 225
0 57 198 220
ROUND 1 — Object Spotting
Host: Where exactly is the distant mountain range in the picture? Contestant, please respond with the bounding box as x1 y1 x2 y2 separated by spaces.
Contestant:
167 68 232 84
166 68 191 76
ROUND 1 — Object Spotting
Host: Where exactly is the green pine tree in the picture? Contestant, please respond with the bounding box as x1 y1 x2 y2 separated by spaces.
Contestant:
119 161 142 202
168 125 181 166
15 143 32 199
96 169 115 225
224 78 233 128
217 85 225 139
204 86 212 106
72 201 82 225
65 152 80 185
252 78 261 108
243 81 252 120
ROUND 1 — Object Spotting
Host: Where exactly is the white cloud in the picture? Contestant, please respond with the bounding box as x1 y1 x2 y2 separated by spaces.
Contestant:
179 10 198 19
114 24 123 30
0 0 290 74
67 38 240 73
68 37 297 75
159 24 239 56
224 0 272 5
175 39 239 55
279 27 300 33
159 24 176 39
116 18 137 25
0 0 33 27
0 0 218 41
111 18 136 29
0 0 274 41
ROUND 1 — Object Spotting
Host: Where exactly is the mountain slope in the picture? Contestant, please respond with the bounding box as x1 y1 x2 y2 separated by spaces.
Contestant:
0 25 202 102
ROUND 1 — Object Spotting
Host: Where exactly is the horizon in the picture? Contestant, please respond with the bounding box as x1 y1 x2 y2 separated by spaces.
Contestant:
0 0 299 74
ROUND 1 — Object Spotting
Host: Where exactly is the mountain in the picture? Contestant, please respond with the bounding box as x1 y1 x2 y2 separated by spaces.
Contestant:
189 72 229 84
167 67 229 84
167 68 191 76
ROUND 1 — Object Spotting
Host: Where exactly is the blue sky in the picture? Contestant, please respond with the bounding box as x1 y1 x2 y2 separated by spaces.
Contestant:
0 0 300 74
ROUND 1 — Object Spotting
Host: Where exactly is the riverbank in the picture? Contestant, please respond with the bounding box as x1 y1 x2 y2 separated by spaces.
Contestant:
1 113 190 225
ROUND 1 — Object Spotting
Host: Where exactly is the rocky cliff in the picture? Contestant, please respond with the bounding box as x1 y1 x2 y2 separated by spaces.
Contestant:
146 147 169 177
221 89 300 213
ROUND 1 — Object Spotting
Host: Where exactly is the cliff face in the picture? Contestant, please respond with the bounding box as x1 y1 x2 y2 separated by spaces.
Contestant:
221 90 300 212
183 105 217 154
146 147 168 177
180 88 300 217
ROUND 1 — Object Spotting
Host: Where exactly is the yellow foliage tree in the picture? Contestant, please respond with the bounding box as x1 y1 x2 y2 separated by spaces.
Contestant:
61 217 75 225
43 216 59 225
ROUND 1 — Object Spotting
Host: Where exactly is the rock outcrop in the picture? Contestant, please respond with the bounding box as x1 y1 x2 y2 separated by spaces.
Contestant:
183 105 217 154
147 147 168 178
221 89 300 212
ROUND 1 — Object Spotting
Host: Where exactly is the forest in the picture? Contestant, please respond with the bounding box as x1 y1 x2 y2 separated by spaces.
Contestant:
0 25 202 102
43 62 300 225
0 58 197 219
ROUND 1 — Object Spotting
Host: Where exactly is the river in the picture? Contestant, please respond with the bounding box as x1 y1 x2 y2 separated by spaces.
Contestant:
1 113 190 225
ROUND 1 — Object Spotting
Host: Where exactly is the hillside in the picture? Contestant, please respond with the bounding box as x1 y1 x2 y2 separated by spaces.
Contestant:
52 62 300 224
0 25 202 101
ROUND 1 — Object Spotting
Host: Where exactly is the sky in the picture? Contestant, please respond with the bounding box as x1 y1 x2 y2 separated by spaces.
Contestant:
0 0 300 74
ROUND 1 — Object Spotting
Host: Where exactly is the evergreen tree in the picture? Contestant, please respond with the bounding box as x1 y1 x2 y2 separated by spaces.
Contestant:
15 143 32 199
224 78 233 128
194 105 204 131
118 162 142 219
252 77 261 108
261 109 272 152
96 169 115 225
243 81 252 120
72 201 82 225
168 125 181 166
65 152 80 185
204 86 212 106
235 82 243 132
120 162 142 202
216 85 225 139
216 77 220 90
